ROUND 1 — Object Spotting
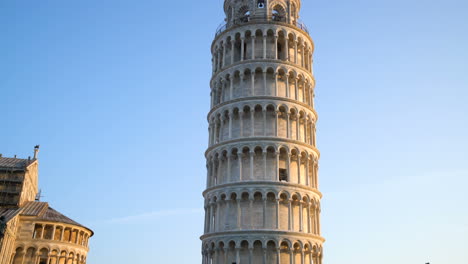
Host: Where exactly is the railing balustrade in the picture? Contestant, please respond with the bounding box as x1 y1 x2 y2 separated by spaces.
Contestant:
215 18 310 37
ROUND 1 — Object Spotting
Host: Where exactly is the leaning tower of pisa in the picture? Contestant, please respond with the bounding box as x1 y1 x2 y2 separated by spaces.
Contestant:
201 0 324 263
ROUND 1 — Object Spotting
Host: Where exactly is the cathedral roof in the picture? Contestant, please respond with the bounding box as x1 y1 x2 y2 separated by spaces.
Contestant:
0 157 35 170
0 207 22 222
20 201 93 234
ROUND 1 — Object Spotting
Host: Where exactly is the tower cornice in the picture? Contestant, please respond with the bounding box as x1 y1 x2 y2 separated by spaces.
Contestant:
204 137 320 158
211 21 313 51
202 181 323 198
207 96 318 122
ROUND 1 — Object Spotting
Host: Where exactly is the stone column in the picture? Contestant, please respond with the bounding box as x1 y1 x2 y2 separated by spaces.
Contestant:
236 198 242 229
263 150 268 180
286 154 291 180
294 41 298 64
275 151 280 181
302 44 306 67
274 72 278 96
263 109 267 136
241 37 245 61
216 158 221 185
276 198 280 229
240 72 245 97
40 225 44 239
274 111 279 137
296 115 300 140
250 109 255 136
223 43 227 67
249 198 254 229
210 160 215 186
209 203 214 232
263 34 267 59
238 153 243 181
229 77 234 100
210 89 214 108
225 199 231 230
314 208 318 234
288 200 292 231
285 37 289 61
208 123 212 146
295 77 299 101
231 40 235 65
219 49 223 70
236 248 241 264
286 112 290 138
228 112 233 139
34 253 40 264
274 35 279 60
239 111 244 137
315 164 319 188
215 200 221 232
297 155 301 184
214 248 219 264
249 150 255 180
299 201 303 232
276 249 281 264
227 154 232 183
263 197 267 228
214 51 218 72
52 225 57 240
252 36 256 60
60 228 64 241
219 117 225 142
263 70 267 95
317 208 321 235
305 156 310 186
285 73 290 98
214 120 219 144
251 72 255 96
249 248 253 264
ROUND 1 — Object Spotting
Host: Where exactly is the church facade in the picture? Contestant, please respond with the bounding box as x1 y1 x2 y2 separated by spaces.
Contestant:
201 0 324 263
0 147 92 264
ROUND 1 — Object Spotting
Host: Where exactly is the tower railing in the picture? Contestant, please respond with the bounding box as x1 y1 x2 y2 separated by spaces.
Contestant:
215 18 310 37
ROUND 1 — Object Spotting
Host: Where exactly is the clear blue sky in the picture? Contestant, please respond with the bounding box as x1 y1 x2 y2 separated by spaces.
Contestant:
1 0 467 263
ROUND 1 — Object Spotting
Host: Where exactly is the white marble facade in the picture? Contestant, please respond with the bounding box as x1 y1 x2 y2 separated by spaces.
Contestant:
202 1 324 263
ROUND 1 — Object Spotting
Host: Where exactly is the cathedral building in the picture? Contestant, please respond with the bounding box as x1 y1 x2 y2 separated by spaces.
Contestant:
0 146 92 264
201 0 324 263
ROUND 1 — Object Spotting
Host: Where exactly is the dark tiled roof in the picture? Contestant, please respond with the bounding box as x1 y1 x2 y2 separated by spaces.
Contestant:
20 201 91 232
0 208 22 222
0 157 34 170
39 207 84 227
21 201 49 216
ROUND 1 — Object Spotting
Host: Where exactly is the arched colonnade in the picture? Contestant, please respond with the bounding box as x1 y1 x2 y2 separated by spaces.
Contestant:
211 66 315 108
203 190 321 235
213 27 313 74
32 224 90 248
206 145 319 189
11 247 86 264
208 104 316 147
202 239 323 264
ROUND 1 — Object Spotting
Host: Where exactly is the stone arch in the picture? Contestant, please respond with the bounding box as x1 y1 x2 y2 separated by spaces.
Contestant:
12 247 24 264
271 3 287 22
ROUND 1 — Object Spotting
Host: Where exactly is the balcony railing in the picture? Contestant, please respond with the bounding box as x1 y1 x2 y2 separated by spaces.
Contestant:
215 18 310 37
296 19 309 34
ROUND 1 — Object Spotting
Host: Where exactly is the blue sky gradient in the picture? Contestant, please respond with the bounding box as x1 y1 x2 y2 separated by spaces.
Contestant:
1 0 467 263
